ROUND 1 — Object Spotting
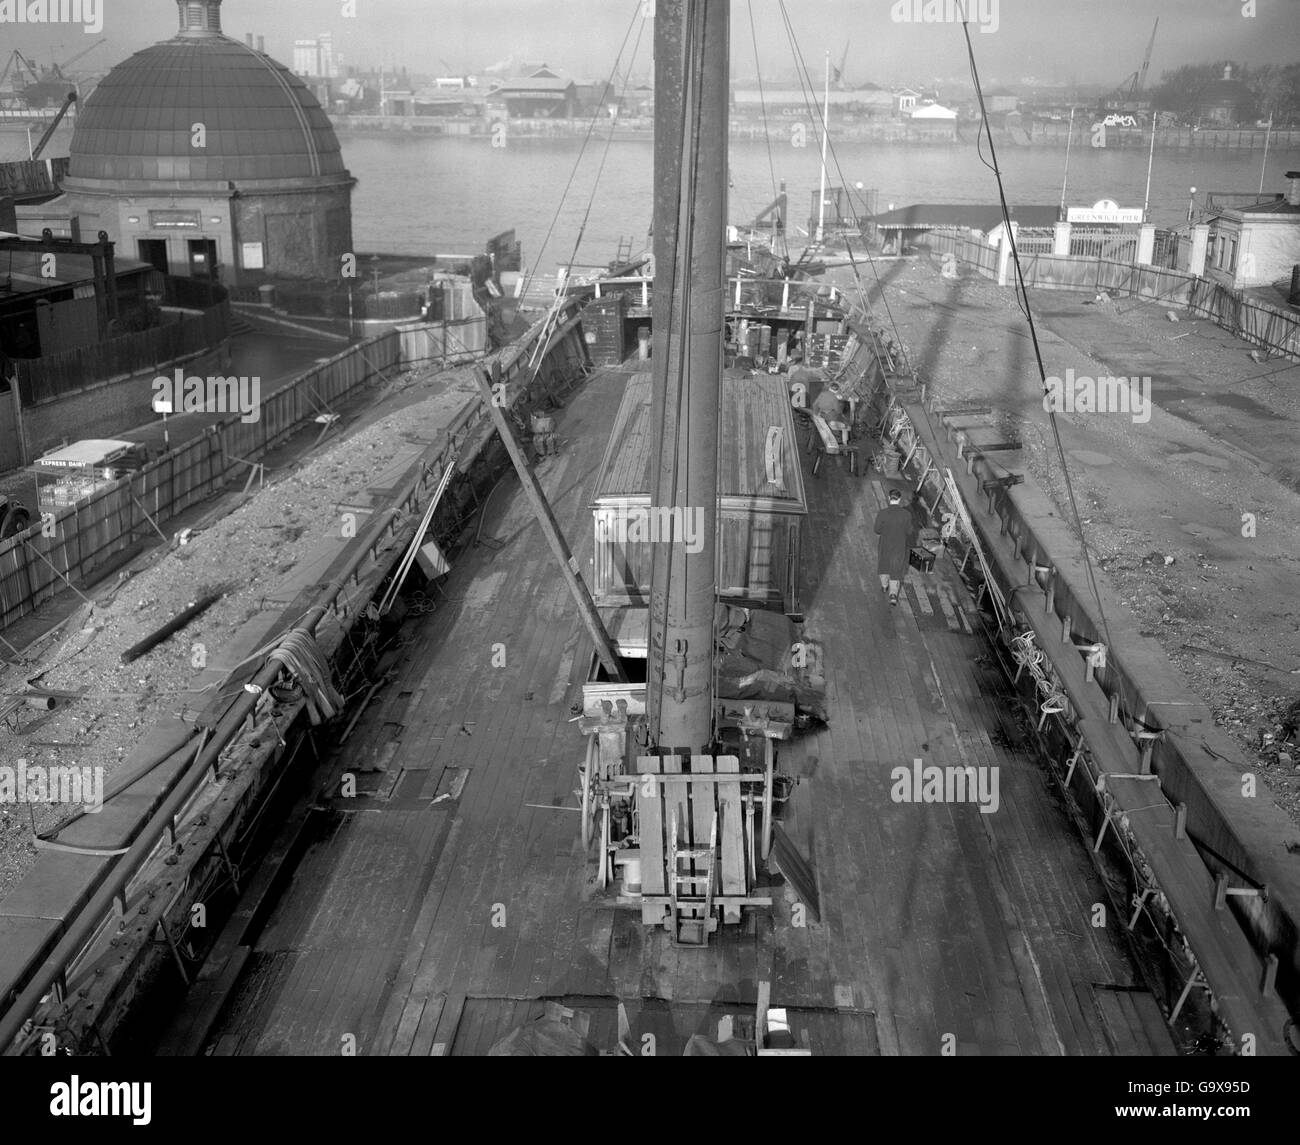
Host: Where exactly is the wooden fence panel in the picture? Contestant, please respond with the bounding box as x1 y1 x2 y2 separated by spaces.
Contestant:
15 300 233 404
0 333 403 631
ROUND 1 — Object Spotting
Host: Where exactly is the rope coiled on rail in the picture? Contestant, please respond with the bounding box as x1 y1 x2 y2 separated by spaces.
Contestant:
270 630 343 726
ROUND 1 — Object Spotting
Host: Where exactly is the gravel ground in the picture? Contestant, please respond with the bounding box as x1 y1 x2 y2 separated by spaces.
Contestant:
0 360 484 902
842 254 1300 830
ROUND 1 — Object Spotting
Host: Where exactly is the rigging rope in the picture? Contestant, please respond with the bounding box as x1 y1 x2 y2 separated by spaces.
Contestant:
270 630 343 726
558 10 647 277
517 0 642 304
957 15 1114 650
774 1 1113 651
747 0 788 260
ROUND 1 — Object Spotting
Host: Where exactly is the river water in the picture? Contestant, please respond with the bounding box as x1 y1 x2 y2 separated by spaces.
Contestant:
310 133 1300 275
6 123 1299 276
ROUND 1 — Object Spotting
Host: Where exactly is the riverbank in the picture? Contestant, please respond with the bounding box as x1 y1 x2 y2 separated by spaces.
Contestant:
329 113 1300 150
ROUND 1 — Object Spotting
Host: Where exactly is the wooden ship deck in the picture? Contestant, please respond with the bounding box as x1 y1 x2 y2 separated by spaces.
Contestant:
174 365 1176 1057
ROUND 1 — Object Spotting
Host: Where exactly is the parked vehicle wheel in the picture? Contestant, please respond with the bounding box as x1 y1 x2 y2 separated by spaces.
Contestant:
0 507 30 539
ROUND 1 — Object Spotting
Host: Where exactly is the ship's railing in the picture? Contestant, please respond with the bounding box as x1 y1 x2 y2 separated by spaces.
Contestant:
573 273 848 316
0 301 592 1053
843 311 1299 1051
917 230 1300 362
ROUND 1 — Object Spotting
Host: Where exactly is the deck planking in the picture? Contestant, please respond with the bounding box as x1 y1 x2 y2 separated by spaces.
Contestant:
195 367 1174 1057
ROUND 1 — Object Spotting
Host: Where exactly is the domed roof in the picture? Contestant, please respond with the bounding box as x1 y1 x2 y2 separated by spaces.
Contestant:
68 1 349 184
1195 65 1251 109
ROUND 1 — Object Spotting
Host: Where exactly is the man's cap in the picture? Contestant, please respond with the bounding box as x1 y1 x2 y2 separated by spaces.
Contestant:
888 489 902 502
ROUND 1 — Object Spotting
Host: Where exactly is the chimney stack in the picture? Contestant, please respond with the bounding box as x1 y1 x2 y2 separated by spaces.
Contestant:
245 33 252 47
1286 171 1300 208
257 35 265 53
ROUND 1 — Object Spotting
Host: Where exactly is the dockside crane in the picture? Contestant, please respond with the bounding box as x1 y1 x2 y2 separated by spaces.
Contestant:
48 39 107 81
1102 18 1158 116
0 50 41 95
1133 17 1157 99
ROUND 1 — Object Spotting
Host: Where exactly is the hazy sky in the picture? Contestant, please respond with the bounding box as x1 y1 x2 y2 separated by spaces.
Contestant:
5 0 1297 88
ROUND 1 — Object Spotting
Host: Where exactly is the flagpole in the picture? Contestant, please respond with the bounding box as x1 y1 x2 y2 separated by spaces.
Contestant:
1142 112 1157 220
816 50 829 244
1059 105 1074 217
1259 112 1273 194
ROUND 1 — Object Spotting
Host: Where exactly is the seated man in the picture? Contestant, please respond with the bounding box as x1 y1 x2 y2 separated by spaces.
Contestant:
810 388 850 449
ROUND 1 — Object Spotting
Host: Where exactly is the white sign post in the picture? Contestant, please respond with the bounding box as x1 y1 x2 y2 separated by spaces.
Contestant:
152 391 172 451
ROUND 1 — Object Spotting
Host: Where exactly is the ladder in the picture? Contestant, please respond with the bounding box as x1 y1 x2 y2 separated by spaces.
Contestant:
615 235 634 266
668 808 718 946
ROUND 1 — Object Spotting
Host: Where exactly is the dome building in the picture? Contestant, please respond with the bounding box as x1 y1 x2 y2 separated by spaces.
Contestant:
62 0 355 285
1192 64 1254 128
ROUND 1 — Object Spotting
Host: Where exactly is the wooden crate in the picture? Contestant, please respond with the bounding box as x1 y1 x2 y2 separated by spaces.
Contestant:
581 295 626 366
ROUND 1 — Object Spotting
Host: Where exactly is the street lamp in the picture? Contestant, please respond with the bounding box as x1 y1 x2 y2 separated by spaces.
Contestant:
1187 186 1197 223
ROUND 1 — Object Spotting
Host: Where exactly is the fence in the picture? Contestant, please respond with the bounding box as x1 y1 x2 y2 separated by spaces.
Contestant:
1010 229 1055 255
1151 229 1181 270
12 278 232 405
919 230 1300 360
0 300 591 631
0 157 69 197
1068 228 1139 262
0 331 402 630
13 305 231 404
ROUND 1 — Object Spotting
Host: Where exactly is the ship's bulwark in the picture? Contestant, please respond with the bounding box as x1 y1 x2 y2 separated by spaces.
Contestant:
179 367 1176 1056
646 0 729 754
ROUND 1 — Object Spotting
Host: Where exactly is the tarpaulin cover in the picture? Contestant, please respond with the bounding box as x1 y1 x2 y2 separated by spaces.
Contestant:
487 1019 600 1057
683 1033 753 1056
714 604 827 724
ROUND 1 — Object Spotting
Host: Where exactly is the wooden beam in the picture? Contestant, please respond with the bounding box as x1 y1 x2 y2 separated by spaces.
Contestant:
474 362 627 682
770 823 820 922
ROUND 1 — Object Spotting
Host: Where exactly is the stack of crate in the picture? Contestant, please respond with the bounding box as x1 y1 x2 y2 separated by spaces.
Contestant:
581 294 626 366
806 332 850 369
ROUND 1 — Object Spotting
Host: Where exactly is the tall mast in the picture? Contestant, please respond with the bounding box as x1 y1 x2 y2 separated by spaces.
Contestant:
817 50 829 244
645 0 728 755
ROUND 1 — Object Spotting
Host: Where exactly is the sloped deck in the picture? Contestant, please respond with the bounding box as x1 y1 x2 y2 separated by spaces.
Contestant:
185 367 1175 1057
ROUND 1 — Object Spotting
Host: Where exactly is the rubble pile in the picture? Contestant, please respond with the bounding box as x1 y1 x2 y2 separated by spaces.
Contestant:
0 363 482 900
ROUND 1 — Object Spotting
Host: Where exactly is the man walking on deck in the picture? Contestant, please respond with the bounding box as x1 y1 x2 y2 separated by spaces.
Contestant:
874 488 915 607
